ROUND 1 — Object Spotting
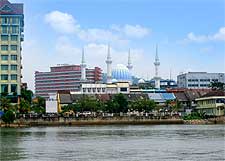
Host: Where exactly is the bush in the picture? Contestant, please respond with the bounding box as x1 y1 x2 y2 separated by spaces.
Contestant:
183 112 206 120
2 110 15 124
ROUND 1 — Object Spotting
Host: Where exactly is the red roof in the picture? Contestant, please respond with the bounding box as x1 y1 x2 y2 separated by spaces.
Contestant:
0 0 23 15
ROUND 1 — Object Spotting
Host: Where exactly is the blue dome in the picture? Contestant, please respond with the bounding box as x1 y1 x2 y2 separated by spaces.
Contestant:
112 64 132 82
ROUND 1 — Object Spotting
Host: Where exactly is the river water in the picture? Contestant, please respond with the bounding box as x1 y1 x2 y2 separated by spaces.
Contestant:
0 125 224 161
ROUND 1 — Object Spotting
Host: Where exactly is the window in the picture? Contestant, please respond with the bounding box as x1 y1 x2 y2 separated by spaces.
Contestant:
12 17 18 24
11 84 17 93
120 88 128 92
1 65 8 70
1 74 8 80
11 35 18 41
1 84 8 93
1 17 8 24
11 26 17 34
10 45 17 51
1 45 8 51
11 65 17 71
11 55 17 61
11 74 17 80
1 35 8 41
1 26 8 33
1 55 8 61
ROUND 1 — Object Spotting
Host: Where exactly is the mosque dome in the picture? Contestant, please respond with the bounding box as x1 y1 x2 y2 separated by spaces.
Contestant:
112 64 132 82
138 79 145 84
112 79 118 83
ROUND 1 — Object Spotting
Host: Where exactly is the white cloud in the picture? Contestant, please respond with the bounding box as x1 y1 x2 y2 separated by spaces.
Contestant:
213 27 225 41
184 27 225 43
45 11 80 34
44 11 150 44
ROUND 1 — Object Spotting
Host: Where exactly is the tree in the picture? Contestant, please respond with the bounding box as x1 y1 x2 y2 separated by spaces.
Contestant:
31 96 46 114
0 97 12 112
21 88 33 103
210 81 225 90
113 93 128 113
2 110 15 125
129 99 156 112
19 98 30 113
172 100 182 112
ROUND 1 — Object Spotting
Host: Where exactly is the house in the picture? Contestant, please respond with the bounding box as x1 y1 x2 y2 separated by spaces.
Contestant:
195 91 225 116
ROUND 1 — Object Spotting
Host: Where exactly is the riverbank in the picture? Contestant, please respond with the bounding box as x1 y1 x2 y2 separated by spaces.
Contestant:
1 116 225 127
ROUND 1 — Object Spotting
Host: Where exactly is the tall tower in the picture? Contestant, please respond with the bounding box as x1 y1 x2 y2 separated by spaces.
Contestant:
80 48 86 81
0 0 24 95
154 44 161 89
106 44 112 83
127 49 133 72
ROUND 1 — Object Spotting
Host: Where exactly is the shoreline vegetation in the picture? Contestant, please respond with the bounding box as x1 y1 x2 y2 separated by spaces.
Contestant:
1 116 224 127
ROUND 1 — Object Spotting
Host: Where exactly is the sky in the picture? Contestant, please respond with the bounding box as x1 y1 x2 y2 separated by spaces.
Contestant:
11 0 225 90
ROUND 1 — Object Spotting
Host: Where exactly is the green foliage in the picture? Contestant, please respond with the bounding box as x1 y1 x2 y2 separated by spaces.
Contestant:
210 81 225 90
0 97 12 112
113 93 128 113
183 112 206 120
129 99 156 112
2 110 15 124
172 100 182 112
19 98 30 114
31 96 46 114
21 88 33 103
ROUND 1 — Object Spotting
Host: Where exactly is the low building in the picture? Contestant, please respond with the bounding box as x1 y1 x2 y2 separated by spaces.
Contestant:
177 72 225 89
45 93 59 113
80 82 130 94
195 91 225 116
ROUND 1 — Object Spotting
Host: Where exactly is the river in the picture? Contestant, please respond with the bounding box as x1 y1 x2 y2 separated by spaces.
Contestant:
0 125 224 161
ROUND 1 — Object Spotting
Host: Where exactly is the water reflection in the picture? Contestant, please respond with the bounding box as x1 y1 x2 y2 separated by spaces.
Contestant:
0 125 224 161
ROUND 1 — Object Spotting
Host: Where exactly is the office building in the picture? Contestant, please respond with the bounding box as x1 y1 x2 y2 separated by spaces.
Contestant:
0 0 24 95
177 72 225 89
35 64 102 98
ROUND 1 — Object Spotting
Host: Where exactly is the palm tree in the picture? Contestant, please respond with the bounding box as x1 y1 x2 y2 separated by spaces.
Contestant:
0 97 11 112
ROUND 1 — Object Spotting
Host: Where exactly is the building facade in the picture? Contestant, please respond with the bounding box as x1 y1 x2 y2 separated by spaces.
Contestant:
35 65 102 98
177 72 225 89
0 0 24 95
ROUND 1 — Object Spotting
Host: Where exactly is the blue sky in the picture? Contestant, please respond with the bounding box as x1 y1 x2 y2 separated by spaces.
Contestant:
11 0 225 90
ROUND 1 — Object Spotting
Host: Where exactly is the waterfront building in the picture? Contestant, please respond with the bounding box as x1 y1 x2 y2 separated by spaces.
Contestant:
195 91 225 116
177 72 225 89
0 0 24 95
35 64 102 98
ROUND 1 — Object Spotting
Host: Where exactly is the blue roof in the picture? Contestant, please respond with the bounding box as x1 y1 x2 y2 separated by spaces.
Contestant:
161 93 176 100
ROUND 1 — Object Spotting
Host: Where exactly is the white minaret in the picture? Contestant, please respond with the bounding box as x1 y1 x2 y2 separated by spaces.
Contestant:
127 48 133 72
80 47 86 81
106 44 112 83
154 44 160 89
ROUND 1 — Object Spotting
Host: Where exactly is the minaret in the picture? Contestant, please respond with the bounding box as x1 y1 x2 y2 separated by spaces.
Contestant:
154 44 160 89
80 47 87 81
127 48 133 72
106 44 112 83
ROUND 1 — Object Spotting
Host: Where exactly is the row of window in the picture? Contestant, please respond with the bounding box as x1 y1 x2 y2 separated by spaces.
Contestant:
1 55 17 61
1 35 18 41
1 26 19 34
1 65 18 71
188 79 219 82
1 45 18 51
1 17 19 25
188 84 210 87
1 84 17 93
1 74 17 81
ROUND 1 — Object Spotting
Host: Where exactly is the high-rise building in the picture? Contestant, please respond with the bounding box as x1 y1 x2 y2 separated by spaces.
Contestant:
177 72 225 89
35 65 102 98
0 0 24 95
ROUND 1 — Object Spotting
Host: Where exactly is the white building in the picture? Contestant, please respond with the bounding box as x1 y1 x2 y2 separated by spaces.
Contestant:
80 82 130 94
177 72 225 89
46 93 58 113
